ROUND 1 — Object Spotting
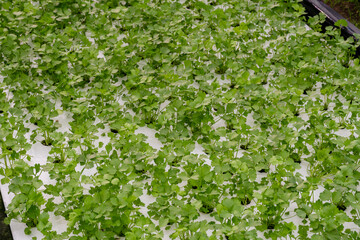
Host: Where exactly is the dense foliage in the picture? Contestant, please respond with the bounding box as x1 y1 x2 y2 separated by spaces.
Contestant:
1 0 360 239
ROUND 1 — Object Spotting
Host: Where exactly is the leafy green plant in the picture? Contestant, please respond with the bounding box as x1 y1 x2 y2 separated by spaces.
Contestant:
2 0 360 239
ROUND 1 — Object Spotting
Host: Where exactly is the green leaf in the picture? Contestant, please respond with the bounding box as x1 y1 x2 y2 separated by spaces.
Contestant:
334 19 348 27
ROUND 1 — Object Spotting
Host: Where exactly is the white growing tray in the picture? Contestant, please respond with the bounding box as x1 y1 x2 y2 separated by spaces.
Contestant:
1 103 358 239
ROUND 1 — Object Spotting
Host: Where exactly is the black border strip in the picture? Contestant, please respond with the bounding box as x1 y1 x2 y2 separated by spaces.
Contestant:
0 191 13 240
301 0 360 57
301 0 360 37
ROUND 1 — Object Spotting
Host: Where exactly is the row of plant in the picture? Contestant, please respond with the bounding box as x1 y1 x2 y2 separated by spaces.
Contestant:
1 0 360 239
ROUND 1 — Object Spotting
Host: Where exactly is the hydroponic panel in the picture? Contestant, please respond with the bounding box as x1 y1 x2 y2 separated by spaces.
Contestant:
1 0 360 239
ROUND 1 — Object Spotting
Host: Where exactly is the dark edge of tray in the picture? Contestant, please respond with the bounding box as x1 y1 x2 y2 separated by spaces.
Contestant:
301 0 360 57
0 190 13 240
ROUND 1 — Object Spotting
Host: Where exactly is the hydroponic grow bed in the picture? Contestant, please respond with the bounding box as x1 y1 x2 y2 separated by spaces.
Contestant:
1 0 360 239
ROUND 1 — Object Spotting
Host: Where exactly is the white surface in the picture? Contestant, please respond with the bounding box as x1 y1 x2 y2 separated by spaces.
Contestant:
1 3 359 240
2 105 358 239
